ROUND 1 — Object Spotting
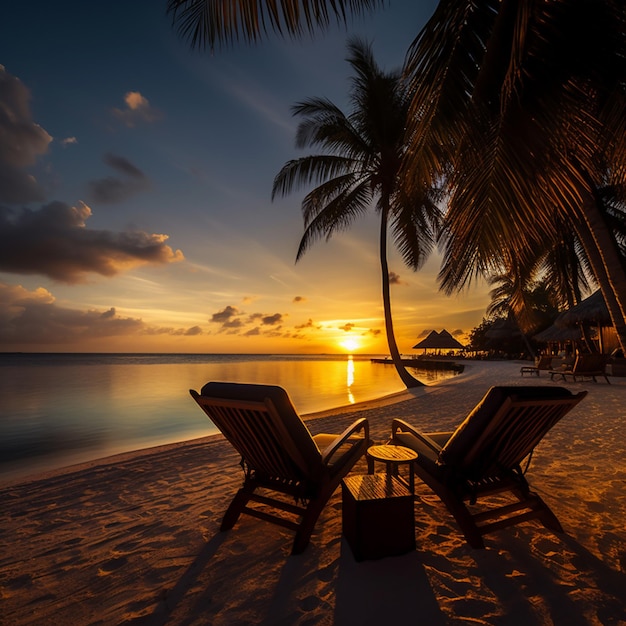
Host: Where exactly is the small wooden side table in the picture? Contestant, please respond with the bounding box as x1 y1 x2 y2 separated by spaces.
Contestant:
367 444 418 494
342 474 415 561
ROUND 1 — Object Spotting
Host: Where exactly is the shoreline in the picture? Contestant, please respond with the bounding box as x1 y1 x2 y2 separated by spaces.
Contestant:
2 360 625 625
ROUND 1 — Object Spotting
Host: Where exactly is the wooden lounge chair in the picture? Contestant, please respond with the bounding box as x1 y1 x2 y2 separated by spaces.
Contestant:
390 386 587 548
190 382 369 554
549 353 610 383
520 355 553 377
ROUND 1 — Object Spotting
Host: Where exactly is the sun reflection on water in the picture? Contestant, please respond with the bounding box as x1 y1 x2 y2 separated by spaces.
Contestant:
346 355 355 404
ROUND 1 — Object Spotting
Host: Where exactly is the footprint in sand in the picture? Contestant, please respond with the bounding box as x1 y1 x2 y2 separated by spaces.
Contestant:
3 573 34 590
299 595 327 612
316 563 336 582
97 556 128 576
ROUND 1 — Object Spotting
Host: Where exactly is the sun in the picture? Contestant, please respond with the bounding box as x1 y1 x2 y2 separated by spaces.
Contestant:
340 338 360 353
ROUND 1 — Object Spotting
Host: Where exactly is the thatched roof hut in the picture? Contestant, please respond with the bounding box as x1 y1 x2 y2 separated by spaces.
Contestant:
533 324 582 343
555 290 610 327
413 329 465 352
483 318 522 340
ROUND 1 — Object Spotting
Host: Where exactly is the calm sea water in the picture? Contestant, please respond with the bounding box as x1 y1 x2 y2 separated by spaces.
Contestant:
0 353 457 482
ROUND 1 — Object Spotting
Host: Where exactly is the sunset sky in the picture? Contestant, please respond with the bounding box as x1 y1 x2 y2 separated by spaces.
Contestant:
1 0 491 354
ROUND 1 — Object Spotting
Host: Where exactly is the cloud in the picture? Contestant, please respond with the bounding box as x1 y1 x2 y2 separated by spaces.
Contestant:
261 313 283 326
143 325 205 336
210 305 240 324
0 201 184 283
0 282 203 345
293 296 306 303
88 153 150 204
339 323 355 332
0 283 145 344
103 153 145 179
0 65 52 203
389 271 407 286
112 91 163 127
246 312 284 326
210 305 289 335
223 318 244 329
295 318 320 330
61 137 77 147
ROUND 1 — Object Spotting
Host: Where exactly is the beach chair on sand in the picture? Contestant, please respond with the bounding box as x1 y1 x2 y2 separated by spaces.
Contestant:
549 353 610 383
390 386 587 548
520 355 553 377
190 382 369 555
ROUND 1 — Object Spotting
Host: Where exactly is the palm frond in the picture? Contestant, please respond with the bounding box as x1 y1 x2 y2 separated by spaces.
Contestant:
296 181 372 260
293 98 370 157
541 231 591 309
300 172 369 225
389 189 441 270
167 0 383 50
272 155 356 200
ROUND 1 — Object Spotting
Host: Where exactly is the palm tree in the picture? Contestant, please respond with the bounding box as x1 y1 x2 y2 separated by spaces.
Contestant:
402 0 626 352
272 38 441 387
167 0 626 352
486 270 560 360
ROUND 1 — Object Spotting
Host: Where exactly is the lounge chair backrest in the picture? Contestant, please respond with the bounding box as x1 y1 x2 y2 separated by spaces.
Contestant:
192 382 323 482
536 355 553 369
438 386 586 479
573 353 607 372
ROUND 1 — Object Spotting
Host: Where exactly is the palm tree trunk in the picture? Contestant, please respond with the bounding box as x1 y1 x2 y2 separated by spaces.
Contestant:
379 203 424 388
577 198 626 353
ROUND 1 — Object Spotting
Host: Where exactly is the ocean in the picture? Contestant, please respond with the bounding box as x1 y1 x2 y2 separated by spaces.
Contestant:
0 353 457 482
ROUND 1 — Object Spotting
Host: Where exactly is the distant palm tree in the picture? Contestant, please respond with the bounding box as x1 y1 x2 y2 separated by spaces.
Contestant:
464 207 593 324
272 38 441 388
486 270 558 359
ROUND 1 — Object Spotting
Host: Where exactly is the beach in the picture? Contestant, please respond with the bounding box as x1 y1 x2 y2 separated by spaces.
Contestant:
1 360 625 625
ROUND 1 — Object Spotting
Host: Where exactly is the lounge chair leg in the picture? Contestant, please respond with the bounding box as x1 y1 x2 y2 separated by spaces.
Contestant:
446 502 485 548
427 483 486 548
291 493 333 555
531 493 564 533
221 488 251 531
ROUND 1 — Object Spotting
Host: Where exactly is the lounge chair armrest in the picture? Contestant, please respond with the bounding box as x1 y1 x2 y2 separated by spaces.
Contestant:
321 417 369 465
391 418 446 456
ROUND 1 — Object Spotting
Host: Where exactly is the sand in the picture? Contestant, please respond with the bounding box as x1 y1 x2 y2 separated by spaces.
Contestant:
1 360 625 625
